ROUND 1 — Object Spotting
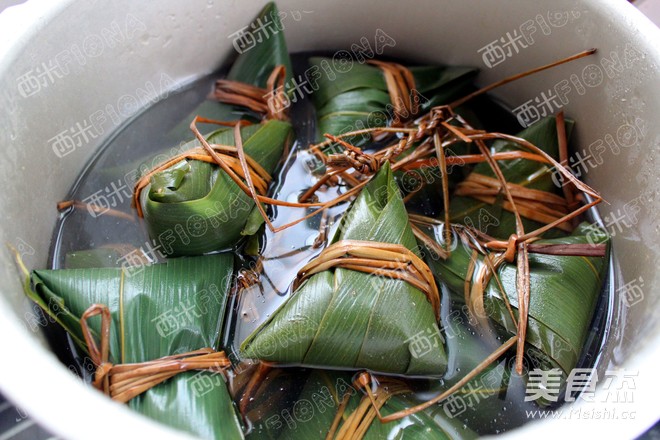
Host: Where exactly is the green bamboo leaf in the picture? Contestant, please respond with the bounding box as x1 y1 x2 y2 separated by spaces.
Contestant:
411 66 481 110
15 252 88 350
277 371 478 440
316 111 387 146
226 3 293 88
308 57 478 142
317 89 392 115
241 164 447 376
447 115 574 239
140 120 292 256
309 60 388 110
28 255 244 440
423 222 609 376
373 395 478 440
242 201 270 237
131 2 293 257
167 2 293 141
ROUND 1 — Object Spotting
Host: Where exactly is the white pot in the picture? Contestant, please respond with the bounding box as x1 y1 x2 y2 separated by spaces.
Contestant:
0 0 658 438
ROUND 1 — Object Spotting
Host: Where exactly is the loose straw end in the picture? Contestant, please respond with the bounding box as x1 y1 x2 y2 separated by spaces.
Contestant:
57 200 73 211
7 243 30 279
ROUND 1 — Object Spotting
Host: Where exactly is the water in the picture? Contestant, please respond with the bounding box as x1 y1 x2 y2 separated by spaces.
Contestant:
46 54 615 437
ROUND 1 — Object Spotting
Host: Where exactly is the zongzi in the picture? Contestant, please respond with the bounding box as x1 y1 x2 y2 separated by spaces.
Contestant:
241 164 447 376
26 255 244 440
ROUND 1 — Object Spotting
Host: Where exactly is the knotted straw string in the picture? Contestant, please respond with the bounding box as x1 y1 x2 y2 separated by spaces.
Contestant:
303 48 598 204
367 60 420 125
432 108 601 375
301 60 421 193
293 240 440 320
324 135 382 176
451 225 607 327
312 106 605 236
184 50 601 423
124 50 602 423
212 65 289 121
304 106 601 258
350 126 606 424
80 304 231 403
454 173 573 232
352 335 517 424
184 104 604 423
304 107 512 202
326 375 409 440
317 52 605 421
135 51 599 236
181 108 601 422
187 118 373 234
132 126 271 218
300 107 457 203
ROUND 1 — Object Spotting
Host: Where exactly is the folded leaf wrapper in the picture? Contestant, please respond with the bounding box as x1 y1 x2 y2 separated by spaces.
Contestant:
112 2 291 194
241 164 448 376
28 255 244 440
309 57 478 143
424 222 609 376
136 1 294 257
168 2 293 138
447 116 574 239
278 371 478 440
139 120 292 256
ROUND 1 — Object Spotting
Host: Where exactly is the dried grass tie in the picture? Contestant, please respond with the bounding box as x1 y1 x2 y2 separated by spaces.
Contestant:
293 240 440 320
367 60 419 125
327 375 409 440
212 65 289 121
455 172 573 231
176 51 601 236
80 304 231 403
132 132 271 218
333 108 606 424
